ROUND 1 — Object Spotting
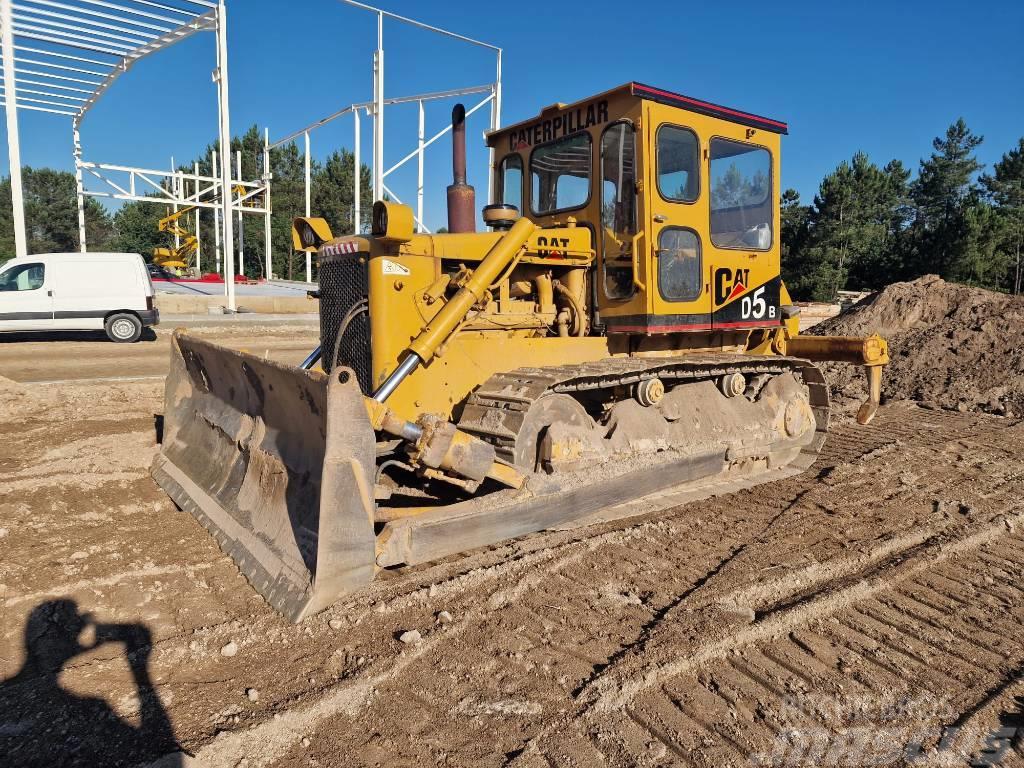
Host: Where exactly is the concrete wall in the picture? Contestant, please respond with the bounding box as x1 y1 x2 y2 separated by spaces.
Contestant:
797 302 841 331
155 294 319 315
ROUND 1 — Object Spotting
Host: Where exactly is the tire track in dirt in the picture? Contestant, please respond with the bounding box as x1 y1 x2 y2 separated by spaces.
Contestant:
556 521 1024 768
504 514 1024 767
187 472 822 765
3 563 219 609
500 415 1024 768
185 540 608 767
584 510 1022 711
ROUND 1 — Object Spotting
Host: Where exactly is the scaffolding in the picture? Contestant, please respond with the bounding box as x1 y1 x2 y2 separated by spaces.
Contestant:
78 146 271 277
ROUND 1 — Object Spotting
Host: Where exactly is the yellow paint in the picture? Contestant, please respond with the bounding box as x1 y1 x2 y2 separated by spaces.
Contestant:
387 334 610 420
292 217 334 251
372 201 414 243
156 184 250 270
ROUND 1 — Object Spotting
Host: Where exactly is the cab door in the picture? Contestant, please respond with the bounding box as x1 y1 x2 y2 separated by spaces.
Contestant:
595 119 649 328
643 102 713 330
0 260 54 330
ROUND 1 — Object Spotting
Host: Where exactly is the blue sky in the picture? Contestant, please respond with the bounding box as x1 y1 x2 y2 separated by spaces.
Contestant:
2 0 1022 232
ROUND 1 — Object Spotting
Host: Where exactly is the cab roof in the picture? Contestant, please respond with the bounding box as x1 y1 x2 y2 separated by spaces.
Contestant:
490 82 789 138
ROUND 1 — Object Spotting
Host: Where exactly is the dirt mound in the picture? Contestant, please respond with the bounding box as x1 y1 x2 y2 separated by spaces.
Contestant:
0 375 42 418
813 275 1024 417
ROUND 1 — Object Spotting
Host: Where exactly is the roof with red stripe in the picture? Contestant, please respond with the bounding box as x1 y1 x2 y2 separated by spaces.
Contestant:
488 82 788 139
631 82 788 135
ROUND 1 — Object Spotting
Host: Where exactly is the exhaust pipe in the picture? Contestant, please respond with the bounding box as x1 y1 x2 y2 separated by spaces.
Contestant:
446 103 476 233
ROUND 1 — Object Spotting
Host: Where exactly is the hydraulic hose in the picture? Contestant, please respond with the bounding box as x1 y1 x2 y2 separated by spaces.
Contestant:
328 299 368 373
299 346 322 370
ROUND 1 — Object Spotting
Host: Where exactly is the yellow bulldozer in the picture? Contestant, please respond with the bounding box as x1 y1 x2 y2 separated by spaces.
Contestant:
152 83 889 621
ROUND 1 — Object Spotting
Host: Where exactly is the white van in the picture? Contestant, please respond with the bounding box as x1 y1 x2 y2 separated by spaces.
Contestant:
0 252 159 342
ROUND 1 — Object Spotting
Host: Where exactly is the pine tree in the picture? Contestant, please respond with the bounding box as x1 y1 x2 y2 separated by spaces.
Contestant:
311 149 373 239
910 118 984 277
876 160 914 280
110 198 165 258
267 140 306 281
0 169 113 261
779 188 810 290
981 138 1024 294
948 196 1008 287
788 152 910 300
187 126 372 280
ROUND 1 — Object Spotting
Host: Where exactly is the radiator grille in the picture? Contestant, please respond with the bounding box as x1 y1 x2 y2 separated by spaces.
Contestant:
318 255 372 393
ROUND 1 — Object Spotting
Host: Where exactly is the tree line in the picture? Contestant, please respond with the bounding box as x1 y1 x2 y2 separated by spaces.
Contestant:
782 121 1024 300
0 125 371 279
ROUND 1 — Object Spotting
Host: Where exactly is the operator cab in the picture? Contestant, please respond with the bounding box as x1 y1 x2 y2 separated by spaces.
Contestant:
486 82 788 339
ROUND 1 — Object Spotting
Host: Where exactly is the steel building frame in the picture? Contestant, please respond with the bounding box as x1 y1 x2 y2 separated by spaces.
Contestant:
270 0 502 283
0 0 253 308
1 0 502 305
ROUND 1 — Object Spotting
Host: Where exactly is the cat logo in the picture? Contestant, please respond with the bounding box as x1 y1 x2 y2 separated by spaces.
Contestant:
714 267 750 306
536 235 569 259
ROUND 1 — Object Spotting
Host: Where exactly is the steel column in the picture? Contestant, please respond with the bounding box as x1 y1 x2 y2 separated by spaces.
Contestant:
304 128 311 283
171 155 180 253
416 99 423 232
489 49 501 204
353 107 360 233
235 149 243 277
194 161 201 272
214 1 235 310
263 126 271 280
2 0 28 258
372 10 382 203
212 150 221 273
73 120 86 251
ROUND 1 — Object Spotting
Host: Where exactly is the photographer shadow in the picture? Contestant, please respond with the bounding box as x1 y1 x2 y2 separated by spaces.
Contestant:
0 599 183 767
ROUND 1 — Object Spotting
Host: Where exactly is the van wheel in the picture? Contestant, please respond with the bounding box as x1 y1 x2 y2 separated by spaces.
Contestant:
105 313 142 343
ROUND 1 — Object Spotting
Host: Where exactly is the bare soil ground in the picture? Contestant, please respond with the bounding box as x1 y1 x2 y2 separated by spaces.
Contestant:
0 321 317 384
2 300 1024 767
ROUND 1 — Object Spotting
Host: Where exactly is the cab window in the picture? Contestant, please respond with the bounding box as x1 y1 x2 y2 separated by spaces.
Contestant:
500 154 523 211
0 262 45 292
657 125 699 202
600 122 637 300
709 138 772 250
658 229 702 301
530 132 591 215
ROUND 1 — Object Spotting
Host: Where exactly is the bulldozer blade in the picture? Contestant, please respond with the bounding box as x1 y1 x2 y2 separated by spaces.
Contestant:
151 330 376 623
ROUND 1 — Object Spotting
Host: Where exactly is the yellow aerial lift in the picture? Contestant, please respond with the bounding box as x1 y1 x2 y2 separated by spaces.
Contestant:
152 184 254 273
